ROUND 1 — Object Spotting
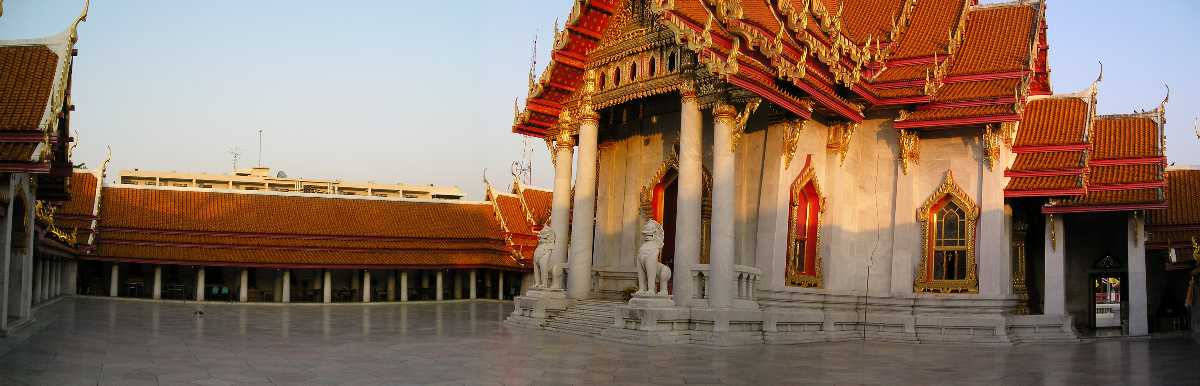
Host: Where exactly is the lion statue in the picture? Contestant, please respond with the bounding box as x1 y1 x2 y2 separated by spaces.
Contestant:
636 219 672 296
532 227 563 289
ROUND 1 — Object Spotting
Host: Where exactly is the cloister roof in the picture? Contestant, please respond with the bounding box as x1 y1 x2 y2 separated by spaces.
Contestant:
76 184 532 270
1147 168 1200 254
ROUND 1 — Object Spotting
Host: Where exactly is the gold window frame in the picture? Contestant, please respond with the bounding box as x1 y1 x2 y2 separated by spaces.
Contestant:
785 158 824 288
915 171 979 294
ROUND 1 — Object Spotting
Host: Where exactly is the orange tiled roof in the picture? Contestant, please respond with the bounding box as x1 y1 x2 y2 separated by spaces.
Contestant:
889 0 964 60
1149 169 1200 227
1089 164 1160 186
900 104 1013 123
91 187 524 269
60 171 98 217
1009 151 1084 171
1064 189 1161 206
520 187 552 227
840 0 905 43
0 45 59 131
1005 175 1081 192
1146 169 1200 249
944 3 1036 77
495 194 533 236
934 78 1022 102
1091 115 1161 160
1013 97 1090 146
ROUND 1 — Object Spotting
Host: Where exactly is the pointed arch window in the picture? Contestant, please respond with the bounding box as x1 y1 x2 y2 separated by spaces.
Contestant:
916 171 979 293
786 156 822 288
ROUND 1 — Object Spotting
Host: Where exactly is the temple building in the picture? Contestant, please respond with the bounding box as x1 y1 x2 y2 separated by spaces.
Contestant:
60 166 543 304
506 0 1200 345
0 6 87 335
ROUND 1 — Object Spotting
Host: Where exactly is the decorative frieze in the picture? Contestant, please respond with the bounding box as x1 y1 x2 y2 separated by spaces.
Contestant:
826 122 856 166
898 129 920 175
781 119 806 170
983 125 1004 171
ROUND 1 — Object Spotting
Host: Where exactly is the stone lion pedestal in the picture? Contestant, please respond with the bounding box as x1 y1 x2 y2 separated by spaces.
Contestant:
601 293 693 345
506 288 571 329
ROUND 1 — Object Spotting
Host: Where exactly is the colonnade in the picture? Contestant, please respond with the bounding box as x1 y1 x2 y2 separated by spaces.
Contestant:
1042 213 1149 336
86 262 522 304
31 255 72 307
554 84 737 308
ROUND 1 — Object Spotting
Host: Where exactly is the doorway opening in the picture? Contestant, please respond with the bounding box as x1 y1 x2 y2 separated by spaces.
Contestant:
1090 272 1126 336
649 170 678 292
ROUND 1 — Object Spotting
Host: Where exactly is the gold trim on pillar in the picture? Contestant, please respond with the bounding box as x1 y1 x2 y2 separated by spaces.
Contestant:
826 122 855 166
898 129 920 175
1011 219 1029 314
638 152 714 264
914 170 979 294
781 119 806 170
983 124 1004 171
1048 213 1057 252
785 156 824 288
728 98 762 152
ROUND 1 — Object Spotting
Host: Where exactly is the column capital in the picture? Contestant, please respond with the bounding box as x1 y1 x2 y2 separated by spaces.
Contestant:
679 80 698 101
554 128 576 148
713 101 738 121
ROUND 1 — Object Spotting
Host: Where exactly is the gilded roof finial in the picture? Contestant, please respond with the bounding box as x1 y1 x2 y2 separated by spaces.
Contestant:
1095 61 1104 84
527 32 538 93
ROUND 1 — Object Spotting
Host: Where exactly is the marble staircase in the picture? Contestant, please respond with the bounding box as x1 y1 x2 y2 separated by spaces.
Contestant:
543 299 623 337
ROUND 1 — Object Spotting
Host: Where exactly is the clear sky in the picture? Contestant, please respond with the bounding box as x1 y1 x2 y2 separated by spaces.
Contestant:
2 1 1198 199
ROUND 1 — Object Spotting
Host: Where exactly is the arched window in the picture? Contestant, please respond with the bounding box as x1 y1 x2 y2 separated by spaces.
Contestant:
668 52 678 72
785 156 822 288
649 57 657 76
630 62 638 81
915 171 979 293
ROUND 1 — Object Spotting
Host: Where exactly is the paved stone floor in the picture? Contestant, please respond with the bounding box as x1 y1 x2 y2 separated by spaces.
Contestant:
0 297 1198 386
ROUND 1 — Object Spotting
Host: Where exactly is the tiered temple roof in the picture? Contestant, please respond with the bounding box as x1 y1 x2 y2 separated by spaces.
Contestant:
59 174 551 270
0 5 88 201
513 0 1051 136
1004 91 1094 198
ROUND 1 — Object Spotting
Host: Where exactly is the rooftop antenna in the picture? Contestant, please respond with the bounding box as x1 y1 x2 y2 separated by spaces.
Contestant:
512 138 534 185
1193 117 1199 141
227 146 242 172
257 129 263 167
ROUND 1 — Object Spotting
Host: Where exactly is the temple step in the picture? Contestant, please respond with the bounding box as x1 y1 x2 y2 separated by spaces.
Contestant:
542 299 624 338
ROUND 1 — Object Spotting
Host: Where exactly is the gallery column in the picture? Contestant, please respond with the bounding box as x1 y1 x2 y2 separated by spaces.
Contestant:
708 100 737 309
1127 213 1148 336
152 265 162 300
109 262 119 297
281 269 291 303
239 268 249 302
362 270 372 303
400 271 409 302
674 83 702 306
322 270 332 303
469 269 477 300
567 71 599 299
436 270 444 301
1043 214 1065 315
548 129 575 291
195 267 206 301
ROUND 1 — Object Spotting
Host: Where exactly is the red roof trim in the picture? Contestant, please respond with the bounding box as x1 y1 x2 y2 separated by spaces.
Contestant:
0 163 50 173
916 97 1015 110
1004 168 1085 178
1088 157 1167 166
894 114 1020 129
1011 144 1088 153
80 256 527 271
1004 188 1086 198
101 227 503 244
1042 202 1168 214
1086 181 1166 192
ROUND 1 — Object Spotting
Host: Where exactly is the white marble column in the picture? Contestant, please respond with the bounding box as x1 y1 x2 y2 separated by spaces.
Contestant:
322 270 332 303
1044 215 1066 315
674 88 703 306
708 101 737 309
1127 214 1148 336
978 144 1013 297
362 270 372 303
195 267 206 301
387 271 396 301
281 269 291 303
890 161 918 295
53 260 61 297
109 262 119 297
238 268 249 302
469 269 477 299
549 132 575 290
567 112 599 299
436 270 444 301
400 271 409 302
33 259 41 303
152 265 162 300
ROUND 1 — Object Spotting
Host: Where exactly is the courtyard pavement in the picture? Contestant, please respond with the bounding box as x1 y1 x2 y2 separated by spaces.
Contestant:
0 297 1197 385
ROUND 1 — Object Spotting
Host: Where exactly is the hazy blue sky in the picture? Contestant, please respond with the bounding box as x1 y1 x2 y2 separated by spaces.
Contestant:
3 1 1198 199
